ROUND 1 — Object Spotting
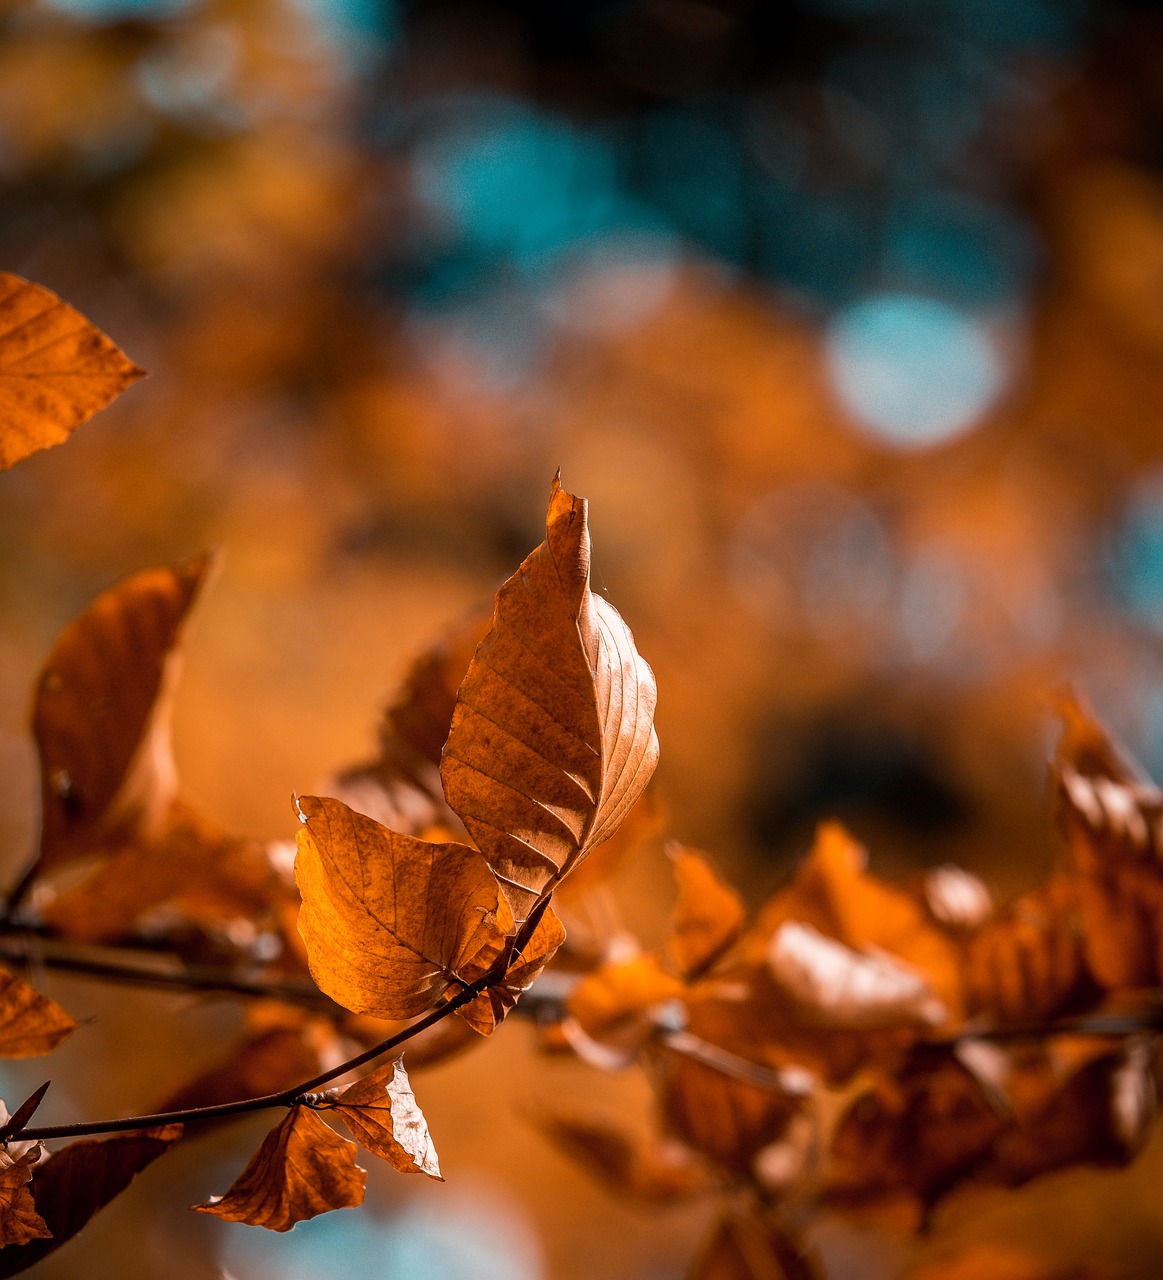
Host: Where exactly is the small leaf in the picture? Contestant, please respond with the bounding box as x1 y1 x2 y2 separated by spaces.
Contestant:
0 968 76 1058
193 1108 364 1232
0 1085 51 1145
441 475 659 923
32 557 211 877
0 274 144 472
667 844 746 979
332 1057 442 1180
294 794 514 1019
456 904 566 1035
0 1147 48 1249
0 1125 181 1276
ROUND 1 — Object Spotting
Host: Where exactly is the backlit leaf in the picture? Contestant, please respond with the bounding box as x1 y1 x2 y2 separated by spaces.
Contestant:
0 968 76 1058
456 903 566 1035
0 1148 48 1250
0 1125 181 1276
294 794 514 1019
332 1057 442 1180
441 475 659 922
0 274 144 472
31 557 211 876
194 1107 364 1231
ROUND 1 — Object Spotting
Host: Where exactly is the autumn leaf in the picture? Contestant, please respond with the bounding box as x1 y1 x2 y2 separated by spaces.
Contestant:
747 823 964 1019
193 1107 365 1231
441 475 659 922
666 844 747 979
686 1213 823 1280
767 923 946 1030
0 1147 48 1250
566 951 685 1045
456 903 566 1035
0 968 76 1059
0 1125 181 1276
331 1057 442 1179
0 273 144 472
294 794 514 1019
31 556 211 877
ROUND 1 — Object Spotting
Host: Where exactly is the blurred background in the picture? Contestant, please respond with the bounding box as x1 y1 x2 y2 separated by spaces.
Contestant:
4 0 1163 1274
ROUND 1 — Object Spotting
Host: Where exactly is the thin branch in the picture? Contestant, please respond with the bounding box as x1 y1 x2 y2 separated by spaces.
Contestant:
12 891 556 1144
0 936 337 1010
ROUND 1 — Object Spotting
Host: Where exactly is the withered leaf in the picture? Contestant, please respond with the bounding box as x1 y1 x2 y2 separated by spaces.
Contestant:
294 794 513 1019
457 903 566 1034
0 1125 181 1276
0 274 144 472
32 557 211 876
748 823 963 1020
0 1148 48 1250
667 844 746 979
441 476 659 922
539 1110 709 1202
686 1213 823 1280
767 923 946 1030
193 1107 365 1232
0 967 76 1058
567 951 685 1045
332 1057 442 1180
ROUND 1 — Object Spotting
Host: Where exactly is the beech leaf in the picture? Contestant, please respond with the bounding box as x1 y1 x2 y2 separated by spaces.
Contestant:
193 1107 365 1232
0 1125 181 1276
332 1057 442 1179
294 794 514 1019
0 968 77 1058
0 274 144 472
441 475 659 922
32 556 211 876
0 1147 48 1250
456 903 566 1035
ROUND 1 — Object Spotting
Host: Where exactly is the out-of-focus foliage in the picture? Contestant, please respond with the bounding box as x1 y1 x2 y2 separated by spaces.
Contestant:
6 0 1163 1275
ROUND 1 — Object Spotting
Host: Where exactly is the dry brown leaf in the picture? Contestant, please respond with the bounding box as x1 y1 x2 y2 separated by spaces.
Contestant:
32 557 211 876
331 1057 442 1179
0 1125 180 1276
686 1212 823 1280
553 790 666 904
456 904 566 1035
441 475 659 922
294 794 514 1019
667 844 747 979
0 1134 48 1250
0 967 77 1058
966 875 1089 1023
0 273 144 472
539 1110 710 1202
193 1107 365 1231
767 923 946 1030
747 823 964 1019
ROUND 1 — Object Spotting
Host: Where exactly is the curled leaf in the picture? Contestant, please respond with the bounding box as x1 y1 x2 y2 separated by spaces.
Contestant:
294 794 513 1019
32 557 211 876
193 1107 365 1231
457 904 566 1035
332 1057 442 1180
441 475 659 922
0 1146 48 1249
0 273 144 472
